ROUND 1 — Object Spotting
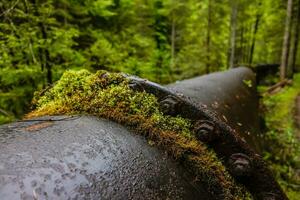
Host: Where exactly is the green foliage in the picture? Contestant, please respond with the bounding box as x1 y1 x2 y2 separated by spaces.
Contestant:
0 0 297 124
243 79 252 88
261 74 300 199
28 69 251 199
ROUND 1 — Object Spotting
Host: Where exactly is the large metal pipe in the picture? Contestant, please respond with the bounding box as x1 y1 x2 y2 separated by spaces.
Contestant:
167 67 262 152
0 68 286 200
0 116 209 200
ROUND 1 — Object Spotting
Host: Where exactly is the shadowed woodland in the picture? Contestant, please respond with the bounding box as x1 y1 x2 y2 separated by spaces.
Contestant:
1 0 300 121
0 0 300 199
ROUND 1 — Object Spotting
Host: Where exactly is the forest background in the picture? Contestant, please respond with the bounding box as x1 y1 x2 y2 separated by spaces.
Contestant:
0 0 299 123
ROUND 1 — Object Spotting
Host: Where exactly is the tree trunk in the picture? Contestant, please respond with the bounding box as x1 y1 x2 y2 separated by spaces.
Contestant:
41 24 52 85
280 0 293 81
288 0 300 76
244 25 251 63
206 0 212 74
239 25 244 64
31 0 52 85
229 0 238 69
249 14 261 65
249 2 262 66
171 16 176 70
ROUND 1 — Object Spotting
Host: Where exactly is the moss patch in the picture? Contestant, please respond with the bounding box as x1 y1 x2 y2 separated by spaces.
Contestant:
260 74 300 200
27 69 251 199
0 115 14 124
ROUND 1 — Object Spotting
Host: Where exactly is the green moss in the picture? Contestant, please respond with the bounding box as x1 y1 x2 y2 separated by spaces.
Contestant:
28 69 251 199
243 79 253 88
0 115 14 124
261 74 300 200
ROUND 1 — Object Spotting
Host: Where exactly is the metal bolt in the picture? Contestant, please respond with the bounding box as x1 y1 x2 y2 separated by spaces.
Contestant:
159 96 179 116
228 153 252 177
128 80 144 92
194 120 216 142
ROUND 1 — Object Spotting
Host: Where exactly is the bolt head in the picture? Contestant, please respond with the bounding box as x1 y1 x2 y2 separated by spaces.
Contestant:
128 81 144 92
194 120 215 142
228 153 252 177
159 96 179 116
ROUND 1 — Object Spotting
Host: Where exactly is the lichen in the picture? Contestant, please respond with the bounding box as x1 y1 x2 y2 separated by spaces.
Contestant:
27 69 251 200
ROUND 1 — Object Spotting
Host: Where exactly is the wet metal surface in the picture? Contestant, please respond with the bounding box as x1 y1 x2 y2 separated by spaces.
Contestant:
127 68 287 200
0 116 209 200
167 67 262 152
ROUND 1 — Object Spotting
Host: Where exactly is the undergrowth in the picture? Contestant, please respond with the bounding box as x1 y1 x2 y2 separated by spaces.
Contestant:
0 115 14 124
27 69 251 200
260 74 300 200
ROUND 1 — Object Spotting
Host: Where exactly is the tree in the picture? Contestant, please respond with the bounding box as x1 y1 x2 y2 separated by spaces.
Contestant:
280 0 294 80
206 0 212 73
249 2 262 65
229 0 238 68
2 0 300 124
288 0 300 76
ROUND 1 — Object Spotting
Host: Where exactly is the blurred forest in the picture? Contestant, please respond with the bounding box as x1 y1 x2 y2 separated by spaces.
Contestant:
0 0 300 123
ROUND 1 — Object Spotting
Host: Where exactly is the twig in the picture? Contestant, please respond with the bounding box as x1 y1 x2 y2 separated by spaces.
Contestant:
266 79 292 94
0 108 11 116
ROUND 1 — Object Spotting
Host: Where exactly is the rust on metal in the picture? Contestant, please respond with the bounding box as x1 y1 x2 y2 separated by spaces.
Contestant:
23 121 53 132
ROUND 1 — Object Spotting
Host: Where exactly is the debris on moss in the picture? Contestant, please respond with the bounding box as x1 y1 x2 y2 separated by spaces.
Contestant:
27 69 251 200
243 79 253 88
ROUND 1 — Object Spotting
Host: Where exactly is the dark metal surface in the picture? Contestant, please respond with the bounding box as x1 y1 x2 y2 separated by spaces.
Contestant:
167 67 262 152
0 68 288 200
0 116 209 200
127 67 288 200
